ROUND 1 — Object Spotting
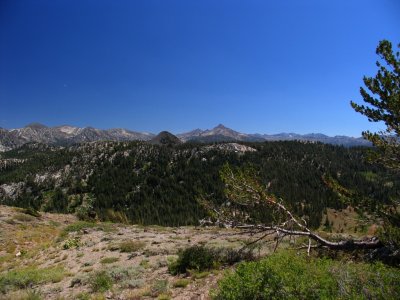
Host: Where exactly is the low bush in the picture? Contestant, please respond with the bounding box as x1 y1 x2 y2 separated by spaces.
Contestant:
168 245 254 275
120 278 144 289
3 289 43 300
73 265 143 293
139 259 150 269
74 193 96 221
90 271 113 292
0 266 65 293
26 290 43 300
59 221 114 240
13 214 35 222
150 279 169 297
100 257 119 264
157 294 171 300
63 237 80 249
172 278 190 288
212 250 400 299
107 266 143 288
63 221 96 233
118 240 146 253
76 292 90 300
190 270 210 279
218 248 255 265
168 246 216 275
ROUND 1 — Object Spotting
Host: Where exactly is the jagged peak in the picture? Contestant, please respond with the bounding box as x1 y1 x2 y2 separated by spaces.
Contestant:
214 124 229 130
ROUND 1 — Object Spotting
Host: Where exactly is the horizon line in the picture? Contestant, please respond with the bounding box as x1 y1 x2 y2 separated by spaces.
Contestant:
1 122 367 139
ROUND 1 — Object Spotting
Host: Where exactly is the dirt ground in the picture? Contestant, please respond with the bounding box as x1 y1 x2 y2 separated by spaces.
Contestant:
0 205 272 300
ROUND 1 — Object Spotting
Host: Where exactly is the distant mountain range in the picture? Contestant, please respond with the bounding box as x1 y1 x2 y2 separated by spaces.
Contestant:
177 124 370 146
0 123 370 151
0 123 154 151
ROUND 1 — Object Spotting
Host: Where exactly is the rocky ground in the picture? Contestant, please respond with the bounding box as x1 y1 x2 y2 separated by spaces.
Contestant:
0 206 273 300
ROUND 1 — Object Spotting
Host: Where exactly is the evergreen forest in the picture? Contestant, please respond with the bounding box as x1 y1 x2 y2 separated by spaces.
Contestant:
1 141 399 228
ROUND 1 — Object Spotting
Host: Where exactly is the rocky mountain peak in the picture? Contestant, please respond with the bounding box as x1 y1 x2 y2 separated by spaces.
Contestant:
150 131 181 145
0 123 371 152
214 124 228 130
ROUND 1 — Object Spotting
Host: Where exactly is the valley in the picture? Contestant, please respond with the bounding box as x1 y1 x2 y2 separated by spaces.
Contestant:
0 139 399 299
1 140 397 228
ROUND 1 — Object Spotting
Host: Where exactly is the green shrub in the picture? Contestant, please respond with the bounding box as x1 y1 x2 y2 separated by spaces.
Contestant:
219 248 254 265
0 266 65 293
63 237 81 249
168 246 216 275
74 193 96 221
212 250 400 300
191 270 210 279
100 257 119 264
121 278 144 289
91 271 113 292
168 245 254 275
118 240 146 253
14 290 43 300
151 279 169 297
104 265 144 289
157 294 171 300
76 292 90 300
58 221 117 241
172 278 190 288
139 259 150 269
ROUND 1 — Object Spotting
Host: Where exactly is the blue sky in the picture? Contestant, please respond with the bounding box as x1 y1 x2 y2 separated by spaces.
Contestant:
0 0 399 136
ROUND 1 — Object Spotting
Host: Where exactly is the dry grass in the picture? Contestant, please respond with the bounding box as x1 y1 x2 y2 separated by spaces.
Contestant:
321 206 374 235
12 213 35 223
0 205 267 299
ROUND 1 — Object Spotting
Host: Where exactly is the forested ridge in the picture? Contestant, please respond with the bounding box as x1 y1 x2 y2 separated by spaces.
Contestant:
0 141 398 227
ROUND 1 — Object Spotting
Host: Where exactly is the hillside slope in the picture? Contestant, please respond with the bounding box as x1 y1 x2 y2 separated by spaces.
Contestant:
0 205 256 299
1 141 398 228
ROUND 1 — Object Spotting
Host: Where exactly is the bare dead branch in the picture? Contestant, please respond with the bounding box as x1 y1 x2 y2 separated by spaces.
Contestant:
201 164 384 252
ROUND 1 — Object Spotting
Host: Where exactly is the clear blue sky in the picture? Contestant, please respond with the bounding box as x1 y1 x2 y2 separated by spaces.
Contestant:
0 0 399 136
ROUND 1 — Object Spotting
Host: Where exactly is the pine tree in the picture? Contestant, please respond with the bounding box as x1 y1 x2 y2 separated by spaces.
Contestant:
350 40 400 170
351 40 400 260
